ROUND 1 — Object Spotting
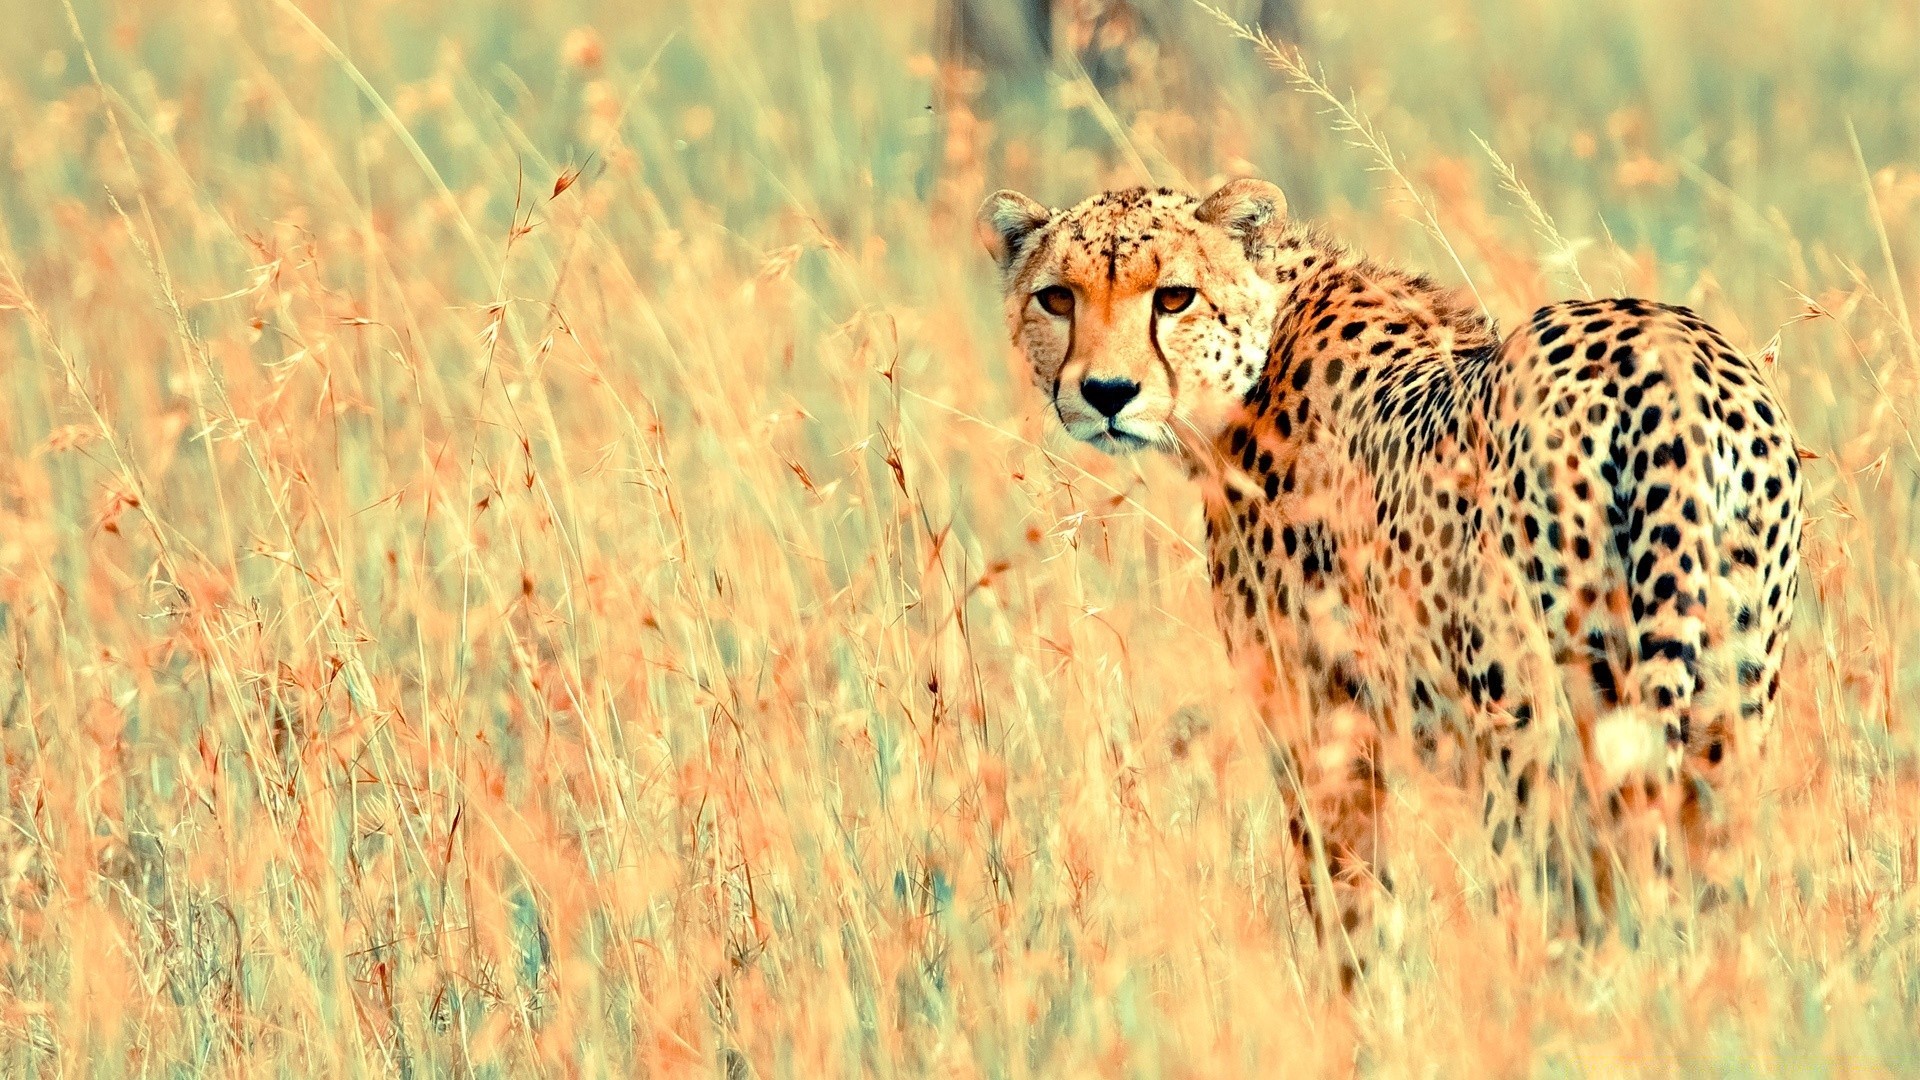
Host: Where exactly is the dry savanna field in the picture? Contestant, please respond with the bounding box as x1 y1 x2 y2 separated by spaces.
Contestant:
1 0 1919 1075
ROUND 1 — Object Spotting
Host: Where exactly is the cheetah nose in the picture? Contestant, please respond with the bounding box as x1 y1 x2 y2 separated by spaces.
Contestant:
1080 377 1142 418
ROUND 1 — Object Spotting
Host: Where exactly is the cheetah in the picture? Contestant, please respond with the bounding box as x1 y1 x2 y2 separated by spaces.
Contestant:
977 179 1804 964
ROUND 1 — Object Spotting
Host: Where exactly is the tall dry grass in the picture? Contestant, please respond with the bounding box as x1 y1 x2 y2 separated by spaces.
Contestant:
0 0 1916 1074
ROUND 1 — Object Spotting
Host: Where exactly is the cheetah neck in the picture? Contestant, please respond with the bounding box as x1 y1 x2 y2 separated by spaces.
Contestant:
1188 228 1502 485
1252 230 1498 423
1265 228 1497 359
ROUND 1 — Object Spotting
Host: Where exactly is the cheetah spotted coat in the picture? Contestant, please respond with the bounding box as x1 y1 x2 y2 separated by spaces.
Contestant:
980 183 1804 953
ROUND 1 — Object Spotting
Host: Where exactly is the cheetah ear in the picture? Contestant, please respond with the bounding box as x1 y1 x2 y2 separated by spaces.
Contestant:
1197 178 1288 255
977 190 1052 273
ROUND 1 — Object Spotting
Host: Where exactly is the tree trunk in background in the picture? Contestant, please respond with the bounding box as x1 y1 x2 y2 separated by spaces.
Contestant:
940 0 1053 77
933 0 1308 197
938 1 1303 75
1259 0 1302 42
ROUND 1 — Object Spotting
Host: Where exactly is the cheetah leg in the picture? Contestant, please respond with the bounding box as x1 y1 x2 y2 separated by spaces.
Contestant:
1264 700 1386 990
1612 509 1722 924
1236 565 1398 985
1525 563 1682 940
1680 498 1802 903
1274 703 1382 991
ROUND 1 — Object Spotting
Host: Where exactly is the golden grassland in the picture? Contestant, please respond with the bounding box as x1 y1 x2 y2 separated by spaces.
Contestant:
0 0 1917 1074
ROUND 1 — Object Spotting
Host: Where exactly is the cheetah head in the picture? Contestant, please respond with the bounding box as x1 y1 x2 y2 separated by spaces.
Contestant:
977 180 1287 454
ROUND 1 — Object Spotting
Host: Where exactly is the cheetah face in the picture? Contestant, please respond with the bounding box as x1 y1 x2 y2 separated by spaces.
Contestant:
977 180 1286 454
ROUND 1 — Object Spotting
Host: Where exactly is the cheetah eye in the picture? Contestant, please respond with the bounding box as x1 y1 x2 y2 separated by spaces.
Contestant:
1034 286 1075 317
1155 286 1197 314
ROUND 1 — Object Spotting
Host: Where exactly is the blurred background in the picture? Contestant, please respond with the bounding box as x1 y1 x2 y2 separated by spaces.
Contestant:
1 0 1917 1075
